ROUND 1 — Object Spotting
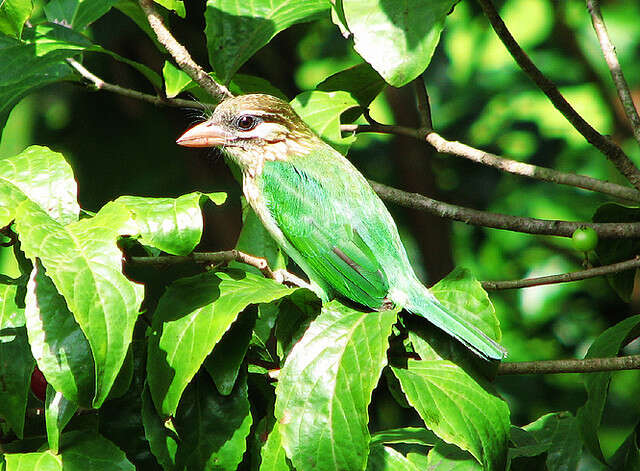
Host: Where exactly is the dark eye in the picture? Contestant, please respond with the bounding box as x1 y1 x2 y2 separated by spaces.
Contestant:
235 115 258 131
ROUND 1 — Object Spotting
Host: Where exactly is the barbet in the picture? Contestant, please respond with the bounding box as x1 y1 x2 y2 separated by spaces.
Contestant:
177 94 506 361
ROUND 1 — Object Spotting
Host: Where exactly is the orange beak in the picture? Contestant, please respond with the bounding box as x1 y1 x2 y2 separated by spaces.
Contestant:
176 121 234 148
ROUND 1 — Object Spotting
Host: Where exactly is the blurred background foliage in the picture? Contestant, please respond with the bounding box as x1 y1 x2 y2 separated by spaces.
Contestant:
1 0 639 462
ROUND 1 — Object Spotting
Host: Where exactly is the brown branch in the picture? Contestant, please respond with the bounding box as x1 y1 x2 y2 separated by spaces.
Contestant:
129 250 275 279
138 0 233 101
413 77 432 129
66 58 207 109
586 0 640 147
342 123 640 203
476 0 640 190
370 180 640 238
482 256 640 290
497 354 640 375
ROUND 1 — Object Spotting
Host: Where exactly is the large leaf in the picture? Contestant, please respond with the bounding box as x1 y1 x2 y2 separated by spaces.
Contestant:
317 62 386 109
0 327 32 438
205 0 329 84
15 200 142 407
44 0 118 30
115 192 226 256
392 359 510 471
142 383 179 470
147 270 297 417
174 371 252 470
25 262 94 407
4 432 135 470
260 422 292 471
335 0 455 86
290 90 360 154
0 0 33 38
577 315 640 463
426 442 483 471
0 146 80 227
275 301 398 471
366 445 421 471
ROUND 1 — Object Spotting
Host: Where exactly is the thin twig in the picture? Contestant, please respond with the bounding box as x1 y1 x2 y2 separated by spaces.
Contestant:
482 256 640 290
138 0 233 101
66 58 207 109
497 354 640 375
370 180 640 238
342 123 640 203
129 250 275 279
586 0 640 146
476 0 640 190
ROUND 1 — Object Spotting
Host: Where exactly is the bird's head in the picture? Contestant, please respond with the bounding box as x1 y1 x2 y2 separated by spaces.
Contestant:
177 94 318 175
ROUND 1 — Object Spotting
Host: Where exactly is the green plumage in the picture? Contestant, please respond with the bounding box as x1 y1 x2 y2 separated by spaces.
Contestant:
180 94 507 361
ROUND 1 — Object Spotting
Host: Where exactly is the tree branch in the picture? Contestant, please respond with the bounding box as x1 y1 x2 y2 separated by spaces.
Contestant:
482 256 640 290
370 180 640 238
66 58 207 109
342 123 640 203
497 354 640 375
586 0 640 147
412 77 433 129
138 0 233 101
476 0 640 190
129 250 275 279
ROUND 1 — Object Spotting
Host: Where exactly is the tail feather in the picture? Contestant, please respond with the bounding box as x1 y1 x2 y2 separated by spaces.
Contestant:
403 286 507 361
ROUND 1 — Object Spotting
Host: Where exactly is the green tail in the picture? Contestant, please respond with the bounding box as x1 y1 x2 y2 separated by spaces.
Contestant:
404 283 507 361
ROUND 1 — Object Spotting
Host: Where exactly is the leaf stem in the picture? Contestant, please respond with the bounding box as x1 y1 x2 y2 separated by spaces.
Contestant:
476 0 640 190
138 0 233 100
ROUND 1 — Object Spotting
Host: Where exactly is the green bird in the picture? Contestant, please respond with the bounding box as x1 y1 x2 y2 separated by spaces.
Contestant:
177 94 506 361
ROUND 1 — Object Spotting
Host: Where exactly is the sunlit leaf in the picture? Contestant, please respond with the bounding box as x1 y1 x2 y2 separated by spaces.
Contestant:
366 445 421 471
0 0 33 39
275 301 398 471
45 386 78 454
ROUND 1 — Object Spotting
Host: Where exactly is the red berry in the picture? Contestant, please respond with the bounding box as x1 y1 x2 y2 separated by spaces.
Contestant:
30 367 48 402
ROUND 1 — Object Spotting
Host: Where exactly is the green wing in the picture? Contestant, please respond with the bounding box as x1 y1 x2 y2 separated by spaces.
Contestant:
261 159 389 309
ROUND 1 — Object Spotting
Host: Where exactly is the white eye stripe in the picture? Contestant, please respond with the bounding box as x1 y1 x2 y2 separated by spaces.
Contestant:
242 122 289 141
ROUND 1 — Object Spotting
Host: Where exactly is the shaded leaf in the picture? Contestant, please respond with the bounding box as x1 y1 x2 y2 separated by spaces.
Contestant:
44 0 118 30
427 441 483 470
366 445 421 471
336 0 455 86
45 386 78 454
275 301 398 471
577 315 640 463
147 270 296 417
142 383 179 471
317 62 386 108
370 427 438 446
205 0 329 84
610 423 640 471
392 359 509 471
0 327 32 438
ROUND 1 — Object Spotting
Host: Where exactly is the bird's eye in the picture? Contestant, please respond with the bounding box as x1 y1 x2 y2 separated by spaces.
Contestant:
235 115 258 131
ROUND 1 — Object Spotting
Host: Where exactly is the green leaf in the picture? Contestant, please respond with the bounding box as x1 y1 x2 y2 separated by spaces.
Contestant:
431 267 502 344
4 431 135 470
366 445 421 471
260 422 292 471
0 327 32 438
577 315 640 463
204 306 256 395
230 74 288 100
204 0 329 84
163 61 193 98
142 383 178 471
290 90 360 154
509 412 581 471
15 200 143 408
0 146 80 227
593 203 640 302
370 427 438 446
154 0 185 18
174 371 252 471
0 0 33 39
25 262 94 407
392 359 510 471
335 0 455 86
610 423 640 471
427 441 483 470
317 62 386 108
275 301 398 471
1 283 25 329
115 192 225 256
45 386 78 454
44 0 118 30
147 270 296 417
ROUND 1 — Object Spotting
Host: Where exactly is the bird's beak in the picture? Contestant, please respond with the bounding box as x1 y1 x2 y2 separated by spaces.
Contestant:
176 121 233 148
